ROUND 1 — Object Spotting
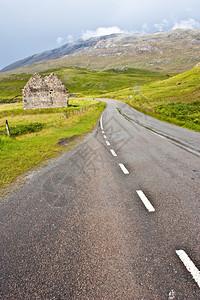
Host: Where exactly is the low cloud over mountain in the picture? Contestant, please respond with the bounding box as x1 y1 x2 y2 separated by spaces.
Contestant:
1 29 200 74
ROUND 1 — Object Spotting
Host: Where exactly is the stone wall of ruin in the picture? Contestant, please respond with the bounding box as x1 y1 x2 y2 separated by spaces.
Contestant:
23 73 68 110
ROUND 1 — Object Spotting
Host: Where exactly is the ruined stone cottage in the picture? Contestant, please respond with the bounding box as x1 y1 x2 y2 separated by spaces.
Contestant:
22 73 68 109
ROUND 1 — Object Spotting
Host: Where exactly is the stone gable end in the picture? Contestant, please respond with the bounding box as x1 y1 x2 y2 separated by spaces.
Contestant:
23 73 68 109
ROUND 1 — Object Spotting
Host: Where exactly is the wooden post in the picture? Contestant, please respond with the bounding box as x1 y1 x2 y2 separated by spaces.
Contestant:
62 113 68 119
5 120 10 137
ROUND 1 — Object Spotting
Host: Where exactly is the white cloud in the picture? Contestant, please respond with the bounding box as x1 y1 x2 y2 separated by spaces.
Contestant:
142 23 149 33
67 35 74 43
56 37 64 45
154 19 169 32
56 35 74 46
171 18 200 30
81 25 150 40
81 26 127 40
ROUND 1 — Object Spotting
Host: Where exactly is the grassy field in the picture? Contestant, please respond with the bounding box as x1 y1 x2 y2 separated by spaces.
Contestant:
104 65 200 131
54 67 170 97
0 74 31 103
0 65 199 132
0 65 199 192
0 99 105 192
0 67 170 103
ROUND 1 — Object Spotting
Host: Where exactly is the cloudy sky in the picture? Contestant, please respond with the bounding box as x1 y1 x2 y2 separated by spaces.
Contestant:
0 0 200 70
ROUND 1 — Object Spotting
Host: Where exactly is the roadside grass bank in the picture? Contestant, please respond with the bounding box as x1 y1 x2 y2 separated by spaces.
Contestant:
103 65 200 132
0 100 105 193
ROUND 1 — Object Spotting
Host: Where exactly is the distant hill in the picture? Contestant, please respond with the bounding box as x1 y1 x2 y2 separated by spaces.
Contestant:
1 29 200 74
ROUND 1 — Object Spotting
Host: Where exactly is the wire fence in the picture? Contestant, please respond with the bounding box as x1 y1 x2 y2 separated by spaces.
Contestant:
63 104 97 119
1 104 98 137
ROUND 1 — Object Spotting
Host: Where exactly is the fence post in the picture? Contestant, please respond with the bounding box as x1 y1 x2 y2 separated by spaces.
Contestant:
62 113 67 120
5 120 10 137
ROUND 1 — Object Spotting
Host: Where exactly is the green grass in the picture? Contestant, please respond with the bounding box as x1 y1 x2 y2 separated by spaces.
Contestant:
0 100 105 191
104 65 200 131
0 65 199 132
0 67 170 104
0 64 199 192
0 74 31 103
0 122 44 137
55 67 170 97
0 99 97 121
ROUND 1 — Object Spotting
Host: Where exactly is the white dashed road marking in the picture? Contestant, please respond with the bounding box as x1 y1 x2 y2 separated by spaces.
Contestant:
136 190 155 212
110 149 117 157
100 115 103 130
102 131 105 134
175 250 200 287
103 135 107 139
106 141 111 146
119 163 129 174
168 289 176 300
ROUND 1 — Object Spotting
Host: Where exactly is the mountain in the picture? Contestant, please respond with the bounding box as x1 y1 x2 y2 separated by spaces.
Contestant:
1 29 200 74
1 35 116 73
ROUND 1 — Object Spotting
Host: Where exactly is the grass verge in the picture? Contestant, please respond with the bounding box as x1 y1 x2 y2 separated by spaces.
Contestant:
0 101 105 193
103 65 200 131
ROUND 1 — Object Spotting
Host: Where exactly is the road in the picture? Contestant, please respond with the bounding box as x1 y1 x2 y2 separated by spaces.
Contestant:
0 99 200 299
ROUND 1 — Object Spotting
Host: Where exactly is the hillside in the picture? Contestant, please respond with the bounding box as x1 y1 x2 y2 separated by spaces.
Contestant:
1 29 200 74
0 67 169 103
0 65 199 131
105 64 200 131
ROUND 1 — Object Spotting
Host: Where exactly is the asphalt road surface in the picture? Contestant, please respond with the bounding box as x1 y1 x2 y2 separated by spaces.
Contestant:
1 99 200 299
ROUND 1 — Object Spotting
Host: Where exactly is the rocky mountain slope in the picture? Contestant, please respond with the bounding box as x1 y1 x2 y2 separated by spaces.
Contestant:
1 29 200 74
1 35 117 72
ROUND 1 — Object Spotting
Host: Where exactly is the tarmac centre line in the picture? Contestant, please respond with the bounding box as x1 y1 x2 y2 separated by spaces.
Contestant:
106 141 111 146
136 190 155 212
119 163 129 174
175 250 200 287
102 131 105 134
110 149 117 157
103 135 107 139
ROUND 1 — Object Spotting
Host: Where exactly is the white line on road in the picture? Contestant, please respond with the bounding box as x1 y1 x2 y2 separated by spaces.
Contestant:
175 250 200 287
152 132 165 139
100 116 103 130
103 135 107 139
136 190 155 212
110 149 117 157
119 163 129 174
168 289 176 300
102 130 105 134
106 141 110 146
